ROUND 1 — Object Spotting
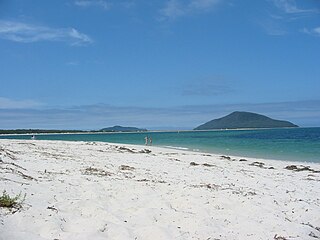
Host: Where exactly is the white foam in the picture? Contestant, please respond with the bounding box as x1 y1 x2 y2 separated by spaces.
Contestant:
164 145 189 150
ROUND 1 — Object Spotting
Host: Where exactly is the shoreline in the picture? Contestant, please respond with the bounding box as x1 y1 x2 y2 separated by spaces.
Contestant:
2 126 319 137
160 144 320 165
3 138 320 166
0 127 319 164
1 138 319 165
2 138 319 164
1 139 319 239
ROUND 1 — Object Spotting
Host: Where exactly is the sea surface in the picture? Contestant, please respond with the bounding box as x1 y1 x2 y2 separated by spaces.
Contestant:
1 127 320 163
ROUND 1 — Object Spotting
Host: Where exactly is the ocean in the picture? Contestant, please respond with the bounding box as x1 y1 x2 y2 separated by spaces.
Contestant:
1 127 320 163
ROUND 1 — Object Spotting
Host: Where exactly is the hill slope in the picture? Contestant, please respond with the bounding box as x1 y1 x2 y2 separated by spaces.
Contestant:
194 111 298 130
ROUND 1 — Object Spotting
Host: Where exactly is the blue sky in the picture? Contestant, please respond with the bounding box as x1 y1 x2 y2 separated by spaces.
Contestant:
0 0 319 130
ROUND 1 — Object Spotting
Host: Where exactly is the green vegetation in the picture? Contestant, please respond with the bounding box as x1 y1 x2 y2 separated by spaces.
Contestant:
194 111 298 130
0 129 90 134
0 126 148 134
0 191 26 209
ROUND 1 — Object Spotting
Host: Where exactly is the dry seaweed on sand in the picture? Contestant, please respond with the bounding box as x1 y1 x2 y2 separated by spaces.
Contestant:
119 165 135 171
118 146 136 153
82 167 113 176
192 183 220 190
249 161 265 168
190 162 199 166
285 165 320 173
139 149 152 154
202 163 215 167
274 234 288 240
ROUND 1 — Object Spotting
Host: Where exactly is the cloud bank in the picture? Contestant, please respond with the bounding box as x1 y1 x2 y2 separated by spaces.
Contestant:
0 100 319 130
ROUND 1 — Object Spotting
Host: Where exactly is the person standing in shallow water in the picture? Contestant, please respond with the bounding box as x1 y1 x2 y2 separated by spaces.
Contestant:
144 136 148 145
149 136 152 146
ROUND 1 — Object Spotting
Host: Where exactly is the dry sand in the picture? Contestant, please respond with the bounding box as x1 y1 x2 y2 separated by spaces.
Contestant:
0 139 319 240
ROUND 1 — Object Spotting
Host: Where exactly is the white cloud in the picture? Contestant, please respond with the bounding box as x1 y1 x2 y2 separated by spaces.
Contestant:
160 0 186 19
0 97 43 109
159 0 222 20
273 0 317 14
74 0 110 10
0 20 93 45
68 28 92 46
301 26 320 37
262 0 319 37
314 27 320 35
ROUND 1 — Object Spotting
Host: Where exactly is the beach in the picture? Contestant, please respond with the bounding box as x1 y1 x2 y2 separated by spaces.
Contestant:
0 139 319 240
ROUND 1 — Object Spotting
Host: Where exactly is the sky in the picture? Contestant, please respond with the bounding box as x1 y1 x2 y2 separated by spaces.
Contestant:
0 0 319 130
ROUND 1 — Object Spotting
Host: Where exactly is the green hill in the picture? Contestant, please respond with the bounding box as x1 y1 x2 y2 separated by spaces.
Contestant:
100 126 147 132
194 111 298 130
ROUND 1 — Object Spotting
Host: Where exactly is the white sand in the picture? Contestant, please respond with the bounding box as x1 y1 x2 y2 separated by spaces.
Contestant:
0 139 319 240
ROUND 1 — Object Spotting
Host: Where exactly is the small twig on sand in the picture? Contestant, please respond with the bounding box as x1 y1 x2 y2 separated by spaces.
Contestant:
47 206 58 213
3 166 36 181
0 177 30 185
1 161 27 171
301 222 320 232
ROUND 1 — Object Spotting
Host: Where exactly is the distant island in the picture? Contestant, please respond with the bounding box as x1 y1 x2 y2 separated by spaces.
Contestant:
194 111 298 130
0 126 147 135
100 126 147 132
0 129 88 135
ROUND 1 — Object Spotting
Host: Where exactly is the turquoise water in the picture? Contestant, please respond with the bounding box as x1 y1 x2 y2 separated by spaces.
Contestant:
1 127 320 163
